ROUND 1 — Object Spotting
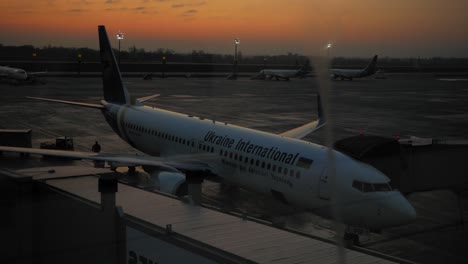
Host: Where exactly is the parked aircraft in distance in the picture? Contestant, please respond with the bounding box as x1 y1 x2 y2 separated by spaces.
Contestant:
331 55 378 80
251 60 311 81
0 65 46 84
0 27 415 240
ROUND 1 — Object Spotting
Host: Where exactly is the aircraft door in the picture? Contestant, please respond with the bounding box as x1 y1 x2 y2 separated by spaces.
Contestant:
318 168 330 200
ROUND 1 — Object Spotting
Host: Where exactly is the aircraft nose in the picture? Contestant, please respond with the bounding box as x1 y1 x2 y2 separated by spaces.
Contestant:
397 198 416 222
386 193 417 225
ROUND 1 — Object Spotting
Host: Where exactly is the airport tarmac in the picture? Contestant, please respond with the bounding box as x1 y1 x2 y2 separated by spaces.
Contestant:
1 74 467 263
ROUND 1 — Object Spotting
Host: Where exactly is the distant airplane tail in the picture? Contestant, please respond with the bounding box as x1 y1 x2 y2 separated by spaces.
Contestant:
296 59 311 77
363 55 378 75
98 25 131 105
300 59 310 71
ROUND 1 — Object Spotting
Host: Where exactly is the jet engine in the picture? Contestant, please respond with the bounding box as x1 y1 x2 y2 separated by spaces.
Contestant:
149 171 188 197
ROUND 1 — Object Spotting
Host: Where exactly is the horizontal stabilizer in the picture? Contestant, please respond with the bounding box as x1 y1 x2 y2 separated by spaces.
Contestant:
27 96 105 109
138 94 160 103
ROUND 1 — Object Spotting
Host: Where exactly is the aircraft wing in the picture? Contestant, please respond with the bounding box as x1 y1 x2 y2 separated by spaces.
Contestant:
0 146 212 173
27 96 105 109
278 94 325 139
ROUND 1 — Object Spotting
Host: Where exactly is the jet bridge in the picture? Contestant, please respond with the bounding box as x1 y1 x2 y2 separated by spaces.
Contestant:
334 135 468 194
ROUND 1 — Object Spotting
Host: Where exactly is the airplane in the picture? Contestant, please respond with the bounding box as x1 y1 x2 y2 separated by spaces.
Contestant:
0 26 415 239
0 65 47 84
251 60 311 81
331 55 378 80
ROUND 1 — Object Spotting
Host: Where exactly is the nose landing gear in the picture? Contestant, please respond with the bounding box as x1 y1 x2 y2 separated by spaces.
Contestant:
344 226 370 246
344 232 360 246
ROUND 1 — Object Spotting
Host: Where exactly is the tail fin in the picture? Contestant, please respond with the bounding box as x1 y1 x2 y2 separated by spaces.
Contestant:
364 55 378 74
98 25 130 104
296 59 311 77
300 59 311 72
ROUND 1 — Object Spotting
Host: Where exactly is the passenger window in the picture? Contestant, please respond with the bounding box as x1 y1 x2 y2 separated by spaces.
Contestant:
261 161 265 168
284 168 288 175
220 150 223 156
256 160 259 166
244 157 248 163
229 152 233 158
278 167 282 173
267 163 271 170
272 165 276 171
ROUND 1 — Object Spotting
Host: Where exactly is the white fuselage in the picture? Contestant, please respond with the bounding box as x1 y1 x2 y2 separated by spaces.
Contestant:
330 68 375 81
0 66 29 80
330 56 377 80
104 102 416 230
261 69 300 80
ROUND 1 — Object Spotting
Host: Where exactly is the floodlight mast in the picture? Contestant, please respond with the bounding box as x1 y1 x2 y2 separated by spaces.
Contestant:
116 32 124 66
326 43 332 58
234 38 240 76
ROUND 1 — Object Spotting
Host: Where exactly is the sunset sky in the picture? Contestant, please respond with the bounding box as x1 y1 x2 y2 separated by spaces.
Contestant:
1 0 467 57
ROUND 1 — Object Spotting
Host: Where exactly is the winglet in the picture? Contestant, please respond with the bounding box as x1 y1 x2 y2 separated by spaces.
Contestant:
317 93 325 127
278 91 326 139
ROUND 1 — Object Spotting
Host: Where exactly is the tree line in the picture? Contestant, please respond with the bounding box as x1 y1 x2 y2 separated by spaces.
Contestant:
0 43 467 68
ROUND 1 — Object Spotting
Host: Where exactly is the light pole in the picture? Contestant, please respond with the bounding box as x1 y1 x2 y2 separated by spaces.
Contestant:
77 54 82 76
116 32 124 67
234 38 240 76
326 43 332 58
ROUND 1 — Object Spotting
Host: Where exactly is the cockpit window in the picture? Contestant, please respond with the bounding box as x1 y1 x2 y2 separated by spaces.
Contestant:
374 183 392 192
363 182 374 192
352 180 392 193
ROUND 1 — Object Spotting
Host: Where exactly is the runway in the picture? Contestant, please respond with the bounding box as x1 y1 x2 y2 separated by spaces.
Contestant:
1 74 467 263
